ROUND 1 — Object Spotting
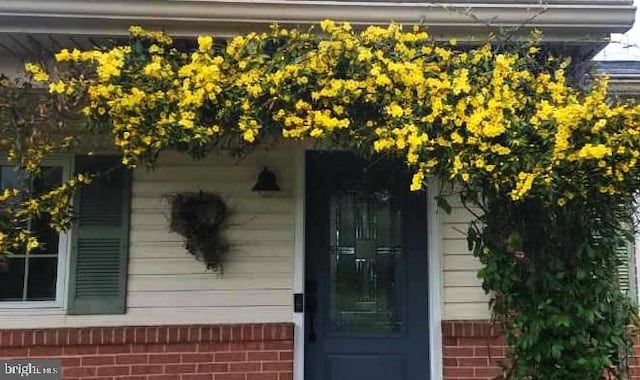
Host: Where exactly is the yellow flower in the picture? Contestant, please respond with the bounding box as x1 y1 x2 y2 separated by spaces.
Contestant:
386 103 404 118
512 173 537 200
320 19 336 32
483 123 505 138
577 144 612 160
452 69 471 95
24 63 49 82
310 128 324 138
129 25 145 36
410 169 425 191
48 81 66 94
26 237 39 251
144 61 162 78
243 130 256 142
198 35 214 51
55 49 71 62
357 48 373 61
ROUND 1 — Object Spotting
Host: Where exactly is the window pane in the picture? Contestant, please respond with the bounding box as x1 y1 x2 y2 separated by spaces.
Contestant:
0 258 25 301
26 257 58 301
0 166 22 189
33 167 63 195
30 166 63 256
30 214 59 256
0 166 26 211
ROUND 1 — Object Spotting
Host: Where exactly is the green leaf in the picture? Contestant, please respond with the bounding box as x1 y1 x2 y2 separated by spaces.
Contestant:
467 226 476 251
551 343 562 359
436 195 452 214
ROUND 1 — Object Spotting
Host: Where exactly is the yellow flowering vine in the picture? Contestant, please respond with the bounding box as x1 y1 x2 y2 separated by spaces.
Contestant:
0 74 92 255
22 22 640 210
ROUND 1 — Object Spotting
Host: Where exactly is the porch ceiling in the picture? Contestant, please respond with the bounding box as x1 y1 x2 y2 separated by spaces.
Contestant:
0 33 114 59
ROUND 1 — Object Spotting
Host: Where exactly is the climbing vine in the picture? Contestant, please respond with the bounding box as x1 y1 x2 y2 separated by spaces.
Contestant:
5 21 640 378
0 75 90 256
466 187 636 379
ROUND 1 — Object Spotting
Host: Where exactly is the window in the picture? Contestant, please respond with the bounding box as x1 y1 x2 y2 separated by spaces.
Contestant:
0 160 70 307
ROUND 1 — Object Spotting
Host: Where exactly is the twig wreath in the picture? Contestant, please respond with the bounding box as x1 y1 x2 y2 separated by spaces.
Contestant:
167 191 229 271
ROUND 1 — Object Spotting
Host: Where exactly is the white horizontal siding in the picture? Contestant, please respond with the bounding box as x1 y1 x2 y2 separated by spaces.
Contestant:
128 257 292 275
440 194 491 320
130 241 292 258
124 148 296 323
0 147 297 328
0 307 289 328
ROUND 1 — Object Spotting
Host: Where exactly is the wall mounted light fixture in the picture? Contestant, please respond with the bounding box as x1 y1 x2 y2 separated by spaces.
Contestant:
252 167 280 193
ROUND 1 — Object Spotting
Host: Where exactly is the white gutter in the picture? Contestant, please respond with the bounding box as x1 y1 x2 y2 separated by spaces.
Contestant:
0 0 633 39
608 75 640 97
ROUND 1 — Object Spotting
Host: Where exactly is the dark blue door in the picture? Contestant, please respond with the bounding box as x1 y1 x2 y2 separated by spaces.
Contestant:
305 151 430 380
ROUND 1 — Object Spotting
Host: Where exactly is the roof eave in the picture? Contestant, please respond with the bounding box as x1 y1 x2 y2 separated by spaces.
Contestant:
0 0 634 41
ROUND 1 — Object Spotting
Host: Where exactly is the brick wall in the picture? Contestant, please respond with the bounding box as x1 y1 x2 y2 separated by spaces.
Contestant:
630 334 640 379
0 323 293 380
443 321 640 380
442 320 507 380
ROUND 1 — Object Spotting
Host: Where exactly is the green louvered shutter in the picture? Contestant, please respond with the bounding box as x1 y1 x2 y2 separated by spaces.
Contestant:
67 156 131 315
615 236 634 296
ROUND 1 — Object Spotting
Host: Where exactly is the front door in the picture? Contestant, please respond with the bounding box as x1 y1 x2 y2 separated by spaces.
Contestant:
304 151 430 380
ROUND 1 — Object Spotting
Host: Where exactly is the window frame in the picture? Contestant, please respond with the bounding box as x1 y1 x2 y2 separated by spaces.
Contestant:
0 155 72 309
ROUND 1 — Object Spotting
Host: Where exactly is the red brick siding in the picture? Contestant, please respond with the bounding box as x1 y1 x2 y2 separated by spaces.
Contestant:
443 320 640 380
442 321 508 380
630 335 640 379
0 323 293 380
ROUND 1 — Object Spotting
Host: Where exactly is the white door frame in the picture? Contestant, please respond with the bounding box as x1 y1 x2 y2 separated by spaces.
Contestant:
291 149 443 380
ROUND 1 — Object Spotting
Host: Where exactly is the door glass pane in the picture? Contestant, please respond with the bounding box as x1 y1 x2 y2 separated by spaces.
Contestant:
329 182 403 335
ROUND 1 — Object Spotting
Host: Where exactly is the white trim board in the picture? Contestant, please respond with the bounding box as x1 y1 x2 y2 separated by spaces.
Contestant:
632 201 640 308
0 0 632 40
428 177 444 380
292 148 306 380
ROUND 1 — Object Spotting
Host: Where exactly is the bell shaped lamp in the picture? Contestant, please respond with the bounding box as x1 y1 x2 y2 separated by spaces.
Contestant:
252 167 280 194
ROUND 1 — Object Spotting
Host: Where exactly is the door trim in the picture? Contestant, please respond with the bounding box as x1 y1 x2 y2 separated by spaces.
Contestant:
291 150 444 380
293 147 306 380
427 178 444 380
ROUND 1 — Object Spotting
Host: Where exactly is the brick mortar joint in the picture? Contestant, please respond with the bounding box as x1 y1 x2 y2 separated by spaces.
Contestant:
442 320 504 339
0 322 294 348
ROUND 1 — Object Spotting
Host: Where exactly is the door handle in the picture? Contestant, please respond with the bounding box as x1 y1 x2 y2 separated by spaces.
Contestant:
294 293 304 313
306 279 317 343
